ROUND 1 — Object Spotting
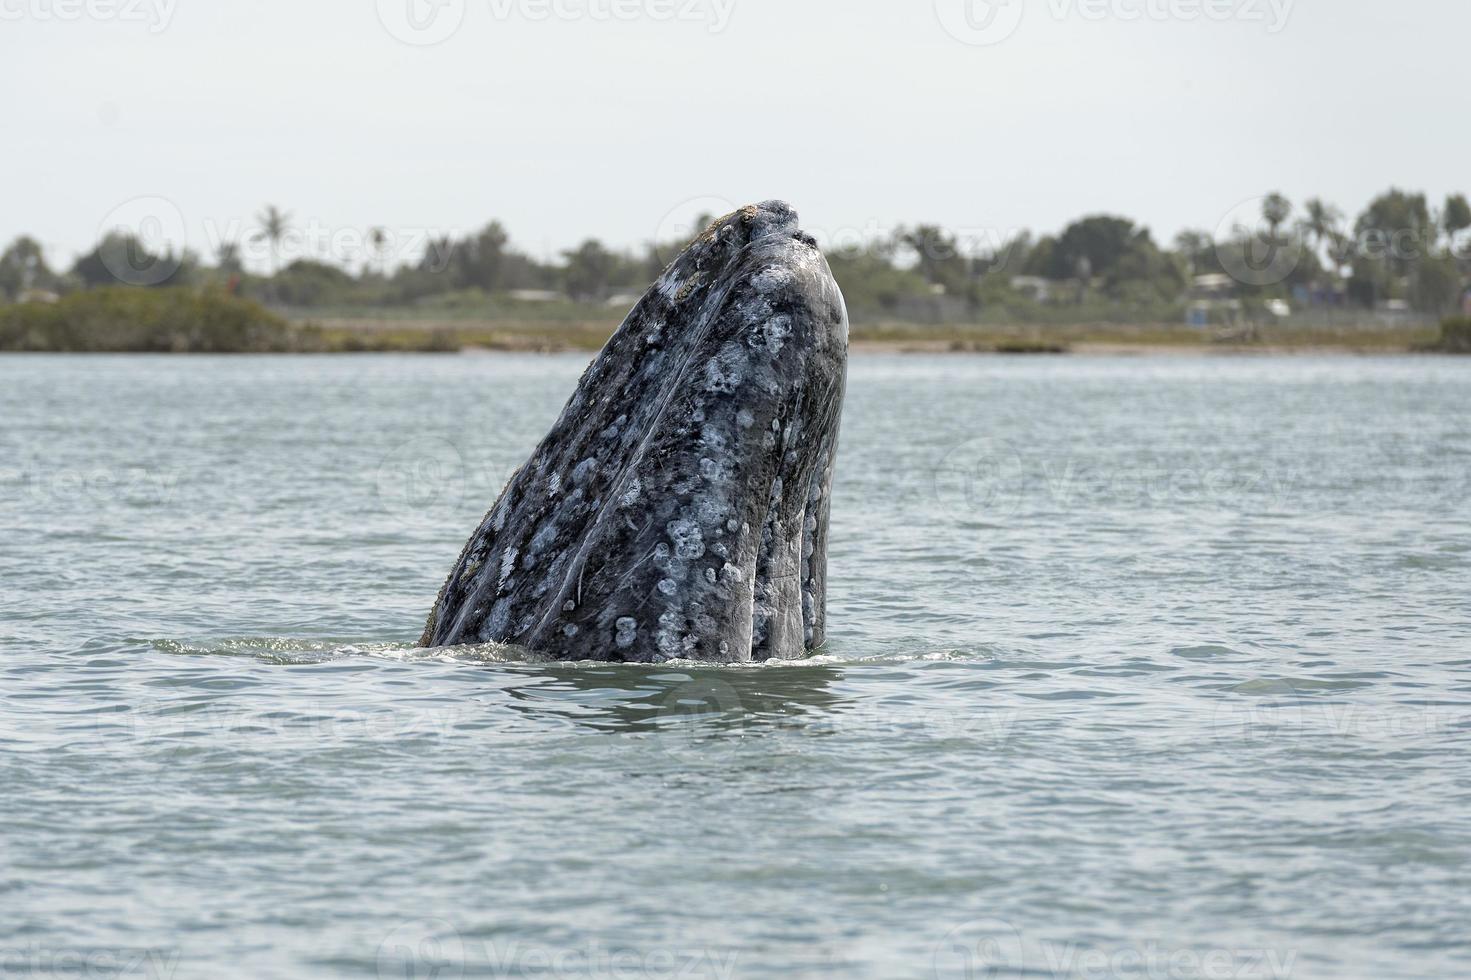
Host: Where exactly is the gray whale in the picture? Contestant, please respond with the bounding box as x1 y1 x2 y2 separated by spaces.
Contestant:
419 201 848 662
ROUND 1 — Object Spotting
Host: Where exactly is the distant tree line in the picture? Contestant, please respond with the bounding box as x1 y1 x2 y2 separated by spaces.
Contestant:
3 190 1468 323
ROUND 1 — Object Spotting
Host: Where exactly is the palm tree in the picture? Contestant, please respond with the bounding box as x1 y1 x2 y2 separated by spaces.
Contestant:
1326 231 1356 285
1443 194 1471 251
1302 198 1342 257
368 227 389 277
1261 193 1292 242
215 241 242 275
253 205 292 276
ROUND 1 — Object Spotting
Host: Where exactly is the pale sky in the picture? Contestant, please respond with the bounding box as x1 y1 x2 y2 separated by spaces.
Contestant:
3 0 1467 272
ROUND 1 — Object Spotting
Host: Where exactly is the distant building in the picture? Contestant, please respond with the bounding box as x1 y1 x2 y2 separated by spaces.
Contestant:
1009 276 1054 303
1186 274 1241 328
507 289 562 303
1191 273 1235 296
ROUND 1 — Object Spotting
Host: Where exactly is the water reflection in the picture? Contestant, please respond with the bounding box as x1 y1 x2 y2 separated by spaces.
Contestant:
499 661 851 737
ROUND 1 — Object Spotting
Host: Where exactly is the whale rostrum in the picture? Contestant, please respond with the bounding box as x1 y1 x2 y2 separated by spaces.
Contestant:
419 201 848 662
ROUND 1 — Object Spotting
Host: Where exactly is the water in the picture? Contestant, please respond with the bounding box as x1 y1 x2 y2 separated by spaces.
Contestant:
3 352 1469 980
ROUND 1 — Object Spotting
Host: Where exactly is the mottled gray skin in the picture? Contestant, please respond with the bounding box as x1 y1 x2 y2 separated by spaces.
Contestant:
419 202 848 662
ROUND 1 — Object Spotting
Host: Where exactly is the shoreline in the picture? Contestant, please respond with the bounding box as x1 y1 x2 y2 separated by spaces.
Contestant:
0 341 1454 357
1 298 1454 355
300 315 1448 356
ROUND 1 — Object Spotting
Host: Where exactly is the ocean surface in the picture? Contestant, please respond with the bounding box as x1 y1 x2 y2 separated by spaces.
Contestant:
2 352 1469 980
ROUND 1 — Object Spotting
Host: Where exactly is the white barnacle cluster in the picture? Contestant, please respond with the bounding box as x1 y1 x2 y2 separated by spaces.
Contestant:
703 348 746 394
763 416 780 450
530 522 558 554
572 457 598 485
698 424 727 454
762 315 793 355
667 518 705 560
752 264 794 295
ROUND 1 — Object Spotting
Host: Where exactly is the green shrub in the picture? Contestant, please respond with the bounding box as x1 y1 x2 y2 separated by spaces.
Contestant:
0 287 317 352
1438 316 1471 352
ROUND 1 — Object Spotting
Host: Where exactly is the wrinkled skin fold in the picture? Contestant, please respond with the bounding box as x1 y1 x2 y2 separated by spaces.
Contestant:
419 201 848 662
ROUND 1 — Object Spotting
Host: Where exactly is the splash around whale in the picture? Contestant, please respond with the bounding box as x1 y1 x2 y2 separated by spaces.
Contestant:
419 201 848 662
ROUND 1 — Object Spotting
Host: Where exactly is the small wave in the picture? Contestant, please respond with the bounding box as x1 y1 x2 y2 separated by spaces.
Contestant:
148 637 1013 670
148 635 542 667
